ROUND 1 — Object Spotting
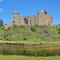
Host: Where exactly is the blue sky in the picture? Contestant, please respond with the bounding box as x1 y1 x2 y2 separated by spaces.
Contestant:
0 0 60 25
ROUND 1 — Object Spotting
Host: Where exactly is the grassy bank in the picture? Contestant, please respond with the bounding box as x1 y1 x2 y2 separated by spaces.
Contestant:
0 55 60 60
0 25 59 42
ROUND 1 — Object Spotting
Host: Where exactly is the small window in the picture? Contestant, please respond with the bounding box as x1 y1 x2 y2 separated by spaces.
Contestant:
44 10 47 14
24 18 28 24
13 20 14 23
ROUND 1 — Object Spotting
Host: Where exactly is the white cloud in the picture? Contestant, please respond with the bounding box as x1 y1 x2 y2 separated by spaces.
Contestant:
0 0 3 2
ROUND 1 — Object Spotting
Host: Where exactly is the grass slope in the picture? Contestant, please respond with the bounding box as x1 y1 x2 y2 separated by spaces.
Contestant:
0 25 59 42
0 55 60 60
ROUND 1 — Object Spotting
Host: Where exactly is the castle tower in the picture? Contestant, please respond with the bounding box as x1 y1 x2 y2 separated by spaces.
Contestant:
36 10 53 26
12 10 20 25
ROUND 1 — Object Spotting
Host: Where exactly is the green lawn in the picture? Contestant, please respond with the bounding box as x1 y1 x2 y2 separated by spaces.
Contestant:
0 55 60 60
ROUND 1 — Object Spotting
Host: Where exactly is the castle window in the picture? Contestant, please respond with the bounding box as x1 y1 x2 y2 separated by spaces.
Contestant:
24 18 28 24
13 20 14 23
44 10 47 14
30 20 31 23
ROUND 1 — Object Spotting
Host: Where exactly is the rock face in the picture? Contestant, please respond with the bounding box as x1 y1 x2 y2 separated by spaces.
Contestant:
12 10 53 26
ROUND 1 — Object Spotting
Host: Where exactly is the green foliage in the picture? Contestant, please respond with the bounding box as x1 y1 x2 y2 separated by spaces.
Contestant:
56 25 60 34
0 20 3 27
0 25 59 42
31 26 37 32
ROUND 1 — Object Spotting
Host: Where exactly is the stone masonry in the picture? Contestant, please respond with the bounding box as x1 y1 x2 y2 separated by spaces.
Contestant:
12 10 53 26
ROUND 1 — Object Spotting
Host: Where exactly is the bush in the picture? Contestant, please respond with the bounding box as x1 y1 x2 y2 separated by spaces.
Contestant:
31 26 37 32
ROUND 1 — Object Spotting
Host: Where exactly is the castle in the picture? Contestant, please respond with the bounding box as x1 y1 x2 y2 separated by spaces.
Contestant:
12 10 53 26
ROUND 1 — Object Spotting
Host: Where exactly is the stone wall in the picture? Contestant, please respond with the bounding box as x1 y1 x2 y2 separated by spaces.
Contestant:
12 10 53 26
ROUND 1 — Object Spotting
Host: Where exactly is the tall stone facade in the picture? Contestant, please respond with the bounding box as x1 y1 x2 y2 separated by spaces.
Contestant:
12 10 53 26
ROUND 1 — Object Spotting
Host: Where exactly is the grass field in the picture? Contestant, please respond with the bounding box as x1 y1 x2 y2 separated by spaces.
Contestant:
0 55 60 60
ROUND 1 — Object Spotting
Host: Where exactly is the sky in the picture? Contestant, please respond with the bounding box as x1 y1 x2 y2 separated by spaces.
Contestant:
0 0 60 25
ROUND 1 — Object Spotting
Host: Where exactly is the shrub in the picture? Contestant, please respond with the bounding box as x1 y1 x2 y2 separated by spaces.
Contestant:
31 26 37 32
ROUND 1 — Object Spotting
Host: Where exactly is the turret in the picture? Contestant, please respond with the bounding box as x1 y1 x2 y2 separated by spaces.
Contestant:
12 10 20 25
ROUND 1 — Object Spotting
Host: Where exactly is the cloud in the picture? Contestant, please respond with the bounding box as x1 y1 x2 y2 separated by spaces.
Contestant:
0 0 3 2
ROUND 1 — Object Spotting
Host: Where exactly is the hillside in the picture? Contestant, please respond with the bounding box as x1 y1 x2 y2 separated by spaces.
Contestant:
0 25 59 42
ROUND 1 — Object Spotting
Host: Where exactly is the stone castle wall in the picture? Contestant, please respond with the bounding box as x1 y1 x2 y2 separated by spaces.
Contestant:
12 10 53 26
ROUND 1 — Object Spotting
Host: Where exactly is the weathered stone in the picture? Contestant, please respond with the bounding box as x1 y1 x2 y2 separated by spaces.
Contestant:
12 10 53 26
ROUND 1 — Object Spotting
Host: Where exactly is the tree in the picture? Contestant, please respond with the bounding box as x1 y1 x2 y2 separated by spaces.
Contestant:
56 24 60 34
31 26 37 32
0 19 3 27
57 25 60 34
